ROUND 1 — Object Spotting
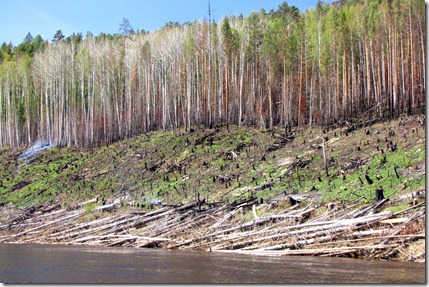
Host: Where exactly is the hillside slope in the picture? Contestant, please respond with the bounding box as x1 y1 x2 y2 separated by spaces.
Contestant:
1 114 425 208
0 114 425 261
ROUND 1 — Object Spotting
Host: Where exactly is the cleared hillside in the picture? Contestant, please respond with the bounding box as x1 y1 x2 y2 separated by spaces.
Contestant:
0 114 425 261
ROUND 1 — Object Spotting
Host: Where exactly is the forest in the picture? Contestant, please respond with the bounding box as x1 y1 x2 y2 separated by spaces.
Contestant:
0 0 425 149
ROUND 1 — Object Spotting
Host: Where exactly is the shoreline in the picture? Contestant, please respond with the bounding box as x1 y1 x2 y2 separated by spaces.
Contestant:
0 117 425 263
0 198 425 263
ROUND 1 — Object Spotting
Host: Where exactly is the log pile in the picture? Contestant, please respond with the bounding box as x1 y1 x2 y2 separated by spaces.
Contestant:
0 197 424 261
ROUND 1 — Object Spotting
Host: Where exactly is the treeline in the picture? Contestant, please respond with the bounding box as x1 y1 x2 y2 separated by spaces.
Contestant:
0 0 425 149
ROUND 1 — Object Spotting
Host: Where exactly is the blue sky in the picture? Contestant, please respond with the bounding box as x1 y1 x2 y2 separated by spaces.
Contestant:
1 0 323 46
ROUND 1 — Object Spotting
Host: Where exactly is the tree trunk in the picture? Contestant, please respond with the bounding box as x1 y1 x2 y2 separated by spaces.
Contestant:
375 188 385 201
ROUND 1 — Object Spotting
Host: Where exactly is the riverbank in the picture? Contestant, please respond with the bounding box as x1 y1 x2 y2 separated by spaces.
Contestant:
0 115 425 262
0 192 425 262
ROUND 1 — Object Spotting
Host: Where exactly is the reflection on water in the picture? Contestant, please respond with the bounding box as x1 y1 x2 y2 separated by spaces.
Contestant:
0 243 425 284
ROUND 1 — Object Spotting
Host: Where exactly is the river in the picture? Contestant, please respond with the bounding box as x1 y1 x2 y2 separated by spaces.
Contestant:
0 243 425 284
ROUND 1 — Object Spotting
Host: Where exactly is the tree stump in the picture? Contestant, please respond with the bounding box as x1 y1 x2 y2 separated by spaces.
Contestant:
375 187 384 201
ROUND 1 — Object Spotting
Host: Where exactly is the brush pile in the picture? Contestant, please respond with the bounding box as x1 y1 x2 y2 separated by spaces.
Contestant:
0 193 424 262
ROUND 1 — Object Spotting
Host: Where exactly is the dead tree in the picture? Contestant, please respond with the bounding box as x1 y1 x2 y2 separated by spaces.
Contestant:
375 186 385 201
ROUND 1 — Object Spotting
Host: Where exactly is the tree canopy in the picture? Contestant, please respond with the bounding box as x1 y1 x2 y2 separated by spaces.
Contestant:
0 0 425 149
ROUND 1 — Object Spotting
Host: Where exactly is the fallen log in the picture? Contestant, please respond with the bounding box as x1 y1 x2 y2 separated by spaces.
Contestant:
171 208 320 249
194 131 216 146
56 214 141 241
380 218 409 225
94 204 114 212
315 233 425 248
214 243 399 257
75 234 171 243
259 234 340 251
393 201 425 216
209 207 242 230
141 210 196 238
52 214 129 240
380 210 425 245
259 213 303 222
176 200 204 212
352 198 389 218
131 208 176 229
107 238 137 247
219 212 394 250
344 118 382 134
202 206 357 250
395 189 425 201
79 198 98 207
0 211 84 242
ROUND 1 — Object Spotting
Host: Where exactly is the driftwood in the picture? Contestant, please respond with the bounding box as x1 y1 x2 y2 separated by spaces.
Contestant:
0 210 84 242
0 196 424 261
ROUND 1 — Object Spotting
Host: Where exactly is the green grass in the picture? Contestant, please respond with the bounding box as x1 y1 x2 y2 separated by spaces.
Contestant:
0 117 424 213
84 201 97 213
386 204 408 213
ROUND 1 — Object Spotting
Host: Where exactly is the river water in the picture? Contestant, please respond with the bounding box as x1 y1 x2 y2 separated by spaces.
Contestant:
0 243 425 284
